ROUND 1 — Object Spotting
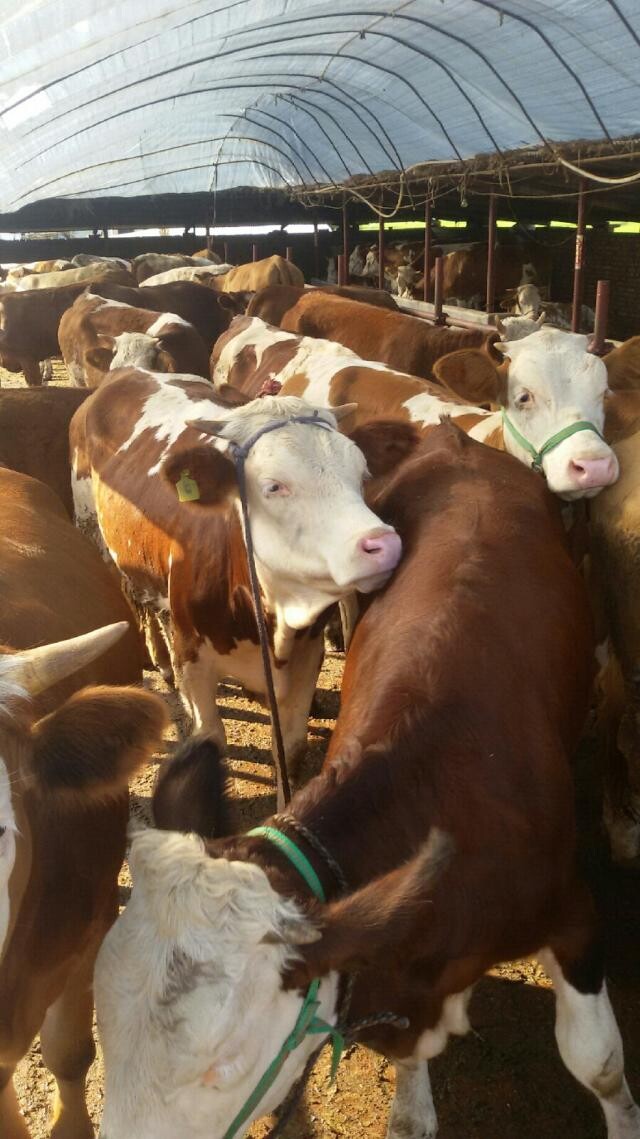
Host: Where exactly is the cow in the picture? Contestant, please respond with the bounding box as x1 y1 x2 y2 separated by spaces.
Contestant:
59 293 210 386
0 387 89 515
589 389 640 864
70 383 403 790
88 280 247 353
71 254 132 271
431 242 549 305
495 312 547 341
511 284 595 332
0 466 166 1139
140 263 234 288
5 259 74 284
246 283 397 327
192 247 222 262
12 263 134 291
280 293 501 379
0 282 94 385
132 253 216 284
213 318 617 500
604 336 640 392
213 254 304 293
94 420 638 1139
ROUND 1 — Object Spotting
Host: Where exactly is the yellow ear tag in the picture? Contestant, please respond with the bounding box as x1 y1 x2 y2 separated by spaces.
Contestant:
176 469 200 502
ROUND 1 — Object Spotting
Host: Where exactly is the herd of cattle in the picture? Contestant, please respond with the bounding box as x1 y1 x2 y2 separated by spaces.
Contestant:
1 244 640 1139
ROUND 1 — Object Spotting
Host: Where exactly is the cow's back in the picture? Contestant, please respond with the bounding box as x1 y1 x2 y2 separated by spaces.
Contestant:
89 280 234 350
0 467 144 712
0 387 89 515
281 293 499 378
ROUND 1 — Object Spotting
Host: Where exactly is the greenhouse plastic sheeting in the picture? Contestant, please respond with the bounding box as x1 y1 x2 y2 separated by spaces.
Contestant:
0 0 638 210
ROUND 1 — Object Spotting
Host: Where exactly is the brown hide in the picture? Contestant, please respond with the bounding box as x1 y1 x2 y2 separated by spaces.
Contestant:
219 255 304 293
246 284 397 325
605 336 640 392
0 282 93 364
0 387 89 515
280 293 500 379
429 243 551 299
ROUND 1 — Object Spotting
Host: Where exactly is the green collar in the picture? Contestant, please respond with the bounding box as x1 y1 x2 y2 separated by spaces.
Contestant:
500 408 605 474
221 826 343 1139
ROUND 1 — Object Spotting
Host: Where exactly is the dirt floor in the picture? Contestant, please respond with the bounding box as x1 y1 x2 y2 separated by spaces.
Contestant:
5 361 640 1138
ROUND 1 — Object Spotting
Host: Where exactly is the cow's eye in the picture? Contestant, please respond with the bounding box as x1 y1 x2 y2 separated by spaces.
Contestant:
261 480 290 498
515 391 532 408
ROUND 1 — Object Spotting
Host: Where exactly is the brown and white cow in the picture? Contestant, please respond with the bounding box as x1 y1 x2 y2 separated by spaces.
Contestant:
70 382 402 789
431 242 550 305
212 254 303 294
213 317 618 500
132 253 217 284
88 279 247 353
0 282 93 385
59 293 210 386
94 421 638 1139
0 466 166 1139
0 387 89 515
139 264 234 289
12 262 134 291
280 292 500 378
604 336 640 392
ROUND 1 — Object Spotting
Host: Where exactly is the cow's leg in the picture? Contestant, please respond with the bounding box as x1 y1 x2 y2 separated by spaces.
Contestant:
20 356 43 387
0 1067 31 1139
179 637 226 748
39 951 97 1139
386 1058 438 1139
276 634 324 785
539 937 640 1138
40 358 53 383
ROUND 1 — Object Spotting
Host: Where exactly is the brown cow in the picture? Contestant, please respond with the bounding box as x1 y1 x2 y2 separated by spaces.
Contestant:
94 421 638 1139
0 387 89 515
604 336 640 392
430 242 551 305
208 254 304 293
87 280 246 352
280 292 500 378
0 282 94 385
59 293 210 386
0 466 166 1139
132 253 216 284
246 283 397 326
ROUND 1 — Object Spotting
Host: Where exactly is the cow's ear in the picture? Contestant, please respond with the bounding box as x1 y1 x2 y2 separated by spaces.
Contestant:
162 444 237 506
30 687 167 803
350 419 421 478
215 381 252 408
432 348 502 404
84 345 114 372
217 291 253 314
289 828 453 980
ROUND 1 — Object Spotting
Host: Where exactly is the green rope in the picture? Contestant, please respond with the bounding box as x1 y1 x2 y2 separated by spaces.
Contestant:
500 408 605 474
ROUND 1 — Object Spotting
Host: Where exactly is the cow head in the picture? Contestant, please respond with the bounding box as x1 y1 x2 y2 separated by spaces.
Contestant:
0 623 166 958
163 396 403 629
85 331 182 378
433 329 618 498
95 815 450 1139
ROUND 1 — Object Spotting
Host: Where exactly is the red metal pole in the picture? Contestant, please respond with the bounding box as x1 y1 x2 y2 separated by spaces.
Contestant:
342 196 349 281
285 246 293 263
572 180 587 333
423 199 432 304
378 216 385 291
485 193 497 313
313 222 320 279
589 279 610 355
252 243 258 262
337 253 346 286
433 256 445 324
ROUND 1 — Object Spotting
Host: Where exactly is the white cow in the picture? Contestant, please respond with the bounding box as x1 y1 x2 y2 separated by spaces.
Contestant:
140 264 234 288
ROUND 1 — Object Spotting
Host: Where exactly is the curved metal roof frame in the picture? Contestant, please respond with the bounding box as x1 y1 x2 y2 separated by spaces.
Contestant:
0 0 638 212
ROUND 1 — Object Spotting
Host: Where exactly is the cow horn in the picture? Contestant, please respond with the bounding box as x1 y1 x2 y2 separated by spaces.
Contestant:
331 403 358 423
535 311 547 328
495 316 506 334
13 621 129 696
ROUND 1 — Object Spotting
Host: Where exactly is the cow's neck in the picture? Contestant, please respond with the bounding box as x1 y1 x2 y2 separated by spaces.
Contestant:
251 563 335 660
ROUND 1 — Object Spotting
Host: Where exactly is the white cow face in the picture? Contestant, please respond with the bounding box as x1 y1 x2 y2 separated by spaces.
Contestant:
182 396 403 629
500 328 618 499
95 829 337 1139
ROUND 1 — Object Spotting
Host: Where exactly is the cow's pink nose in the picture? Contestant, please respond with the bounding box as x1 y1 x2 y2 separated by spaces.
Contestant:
569 456 618 489
357 529 402 572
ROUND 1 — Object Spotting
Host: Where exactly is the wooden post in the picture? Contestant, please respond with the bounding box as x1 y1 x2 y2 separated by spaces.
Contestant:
285 246 293 263
313 222 320 279
485 193 497 313
423 199 433 304
223 241 229 263
571 180 587 333
589 279 610 355
252 243 258 262
342 196 349 282
433 256 445 324
378 216 385 291
337 253 346 286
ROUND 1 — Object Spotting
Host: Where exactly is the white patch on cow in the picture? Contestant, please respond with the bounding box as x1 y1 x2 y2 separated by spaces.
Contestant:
468 412 502 444
147 312 191 335
95 828 340 1139
272 338 361 404
402 392 490 427
415 990 472 1060
84 293 132 310
71 464 96 526
387 1059 438 1139
213 317 296 384
118 375 226 475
